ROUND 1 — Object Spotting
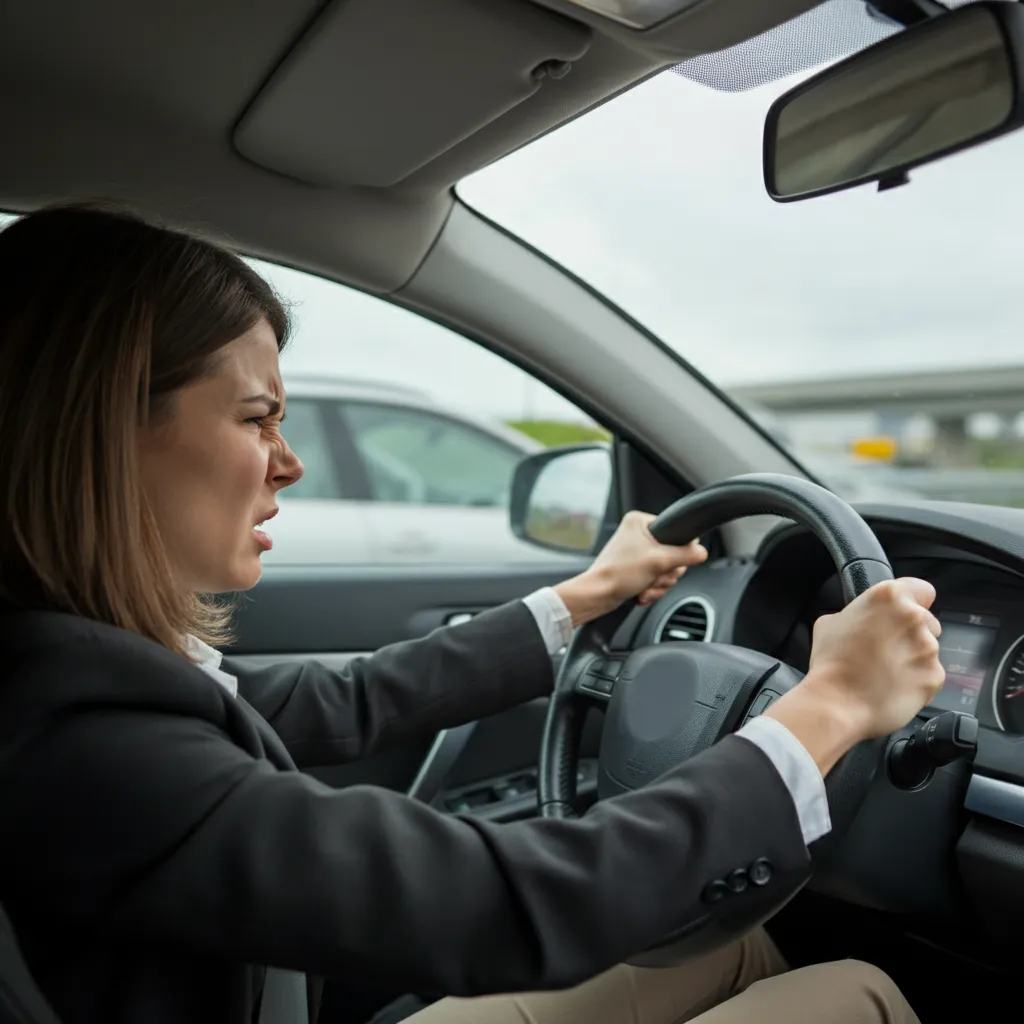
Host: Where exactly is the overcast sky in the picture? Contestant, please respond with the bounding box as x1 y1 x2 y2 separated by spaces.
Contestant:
266 56 1024 425
461 71 1024 386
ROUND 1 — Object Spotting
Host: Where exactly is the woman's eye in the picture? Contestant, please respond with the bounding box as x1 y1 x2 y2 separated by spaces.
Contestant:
244 416 265 428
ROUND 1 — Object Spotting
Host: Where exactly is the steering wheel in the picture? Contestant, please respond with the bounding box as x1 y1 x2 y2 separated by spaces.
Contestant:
537 473 893 965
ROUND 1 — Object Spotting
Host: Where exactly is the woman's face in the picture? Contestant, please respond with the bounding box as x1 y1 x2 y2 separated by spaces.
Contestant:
138 319 304 593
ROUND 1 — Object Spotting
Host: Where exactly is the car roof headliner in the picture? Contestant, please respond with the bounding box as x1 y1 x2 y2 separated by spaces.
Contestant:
0 0 822 291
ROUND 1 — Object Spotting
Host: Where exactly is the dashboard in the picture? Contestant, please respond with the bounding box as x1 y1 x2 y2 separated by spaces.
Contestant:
635 497 1024 940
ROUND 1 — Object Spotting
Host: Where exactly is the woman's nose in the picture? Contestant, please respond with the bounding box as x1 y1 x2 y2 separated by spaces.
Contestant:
270 443 304 491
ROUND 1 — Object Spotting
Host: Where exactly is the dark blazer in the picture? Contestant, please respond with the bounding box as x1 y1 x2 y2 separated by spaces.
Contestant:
0 602 809 1024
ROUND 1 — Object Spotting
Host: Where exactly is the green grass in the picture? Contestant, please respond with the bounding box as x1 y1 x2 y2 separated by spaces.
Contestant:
507 420 611 448
973 438 1024 469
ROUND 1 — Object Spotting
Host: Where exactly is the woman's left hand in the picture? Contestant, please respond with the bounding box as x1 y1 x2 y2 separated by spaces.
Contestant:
553 510 708 627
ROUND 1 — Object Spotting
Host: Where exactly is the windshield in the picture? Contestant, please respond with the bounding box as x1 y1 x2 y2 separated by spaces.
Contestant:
460 15 1024 508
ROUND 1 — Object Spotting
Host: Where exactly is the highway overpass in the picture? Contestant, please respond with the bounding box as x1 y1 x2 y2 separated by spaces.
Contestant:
729 364 1024 419
729 363 1024 461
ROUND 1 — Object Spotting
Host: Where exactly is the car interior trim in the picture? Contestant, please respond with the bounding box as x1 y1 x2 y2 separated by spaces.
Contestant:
400 202 806 556
965 773 1024 831
406 723 480 803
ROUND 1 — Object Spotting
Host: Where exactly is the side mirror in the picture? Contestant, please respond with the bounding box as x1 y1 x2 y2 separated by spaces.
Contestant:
509 444 615 556
764 1 1024 201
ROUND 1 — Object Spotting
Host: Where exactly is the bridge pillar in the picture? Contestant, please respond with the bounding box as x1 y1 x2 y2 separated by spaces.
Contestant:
933 415 973 466
997 412 1020 441
874 410 908 443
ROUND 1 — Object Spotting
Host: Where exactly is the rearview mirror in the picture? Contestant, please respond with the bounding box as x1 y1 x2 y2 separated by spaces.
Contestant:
764 1 1024 201
509 444 614 555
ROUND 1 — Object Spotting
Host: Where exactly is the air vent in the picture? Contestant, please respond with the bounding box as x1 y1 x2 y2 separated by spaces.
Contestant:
655 597 715 644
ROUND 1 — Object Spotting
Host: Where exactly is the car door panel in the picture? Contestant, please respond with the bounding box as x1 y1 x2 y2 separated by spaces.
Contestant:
230 563 589 653
228 564 601 809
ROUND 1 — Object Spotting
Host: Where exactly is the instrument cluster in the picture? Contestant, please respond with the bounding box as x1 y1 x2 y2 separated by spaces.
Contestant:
863 597 1024 734
908 598 1024 735
762 549 1024 736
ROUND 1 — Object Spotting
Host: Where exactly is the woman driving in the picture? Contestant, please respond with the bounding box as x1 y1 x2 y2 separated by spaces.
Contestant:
0 204 942 1024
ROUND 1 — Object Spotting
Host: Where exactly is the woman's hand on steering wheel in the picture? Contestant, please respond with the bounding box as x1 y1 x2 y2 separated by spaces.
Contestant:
764 577 946 776
552 511 709 628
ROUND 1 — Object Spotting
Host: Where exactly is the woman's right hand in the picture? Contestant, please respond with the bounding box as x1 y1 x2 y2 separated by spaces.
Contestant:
764 578 946 776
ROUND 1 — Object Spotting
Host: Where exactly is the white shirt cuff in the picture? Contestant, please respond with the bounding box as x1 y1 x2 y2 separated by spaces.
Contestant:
735 714 832 846
522 587 573 656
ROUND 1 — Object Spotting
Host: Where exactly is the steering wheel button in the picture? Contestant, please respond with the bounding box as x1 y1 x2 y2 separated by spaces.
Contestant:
749 858 772 886
726 869 749 893
701 880 729 904
580 672 614 695
592 658 624 680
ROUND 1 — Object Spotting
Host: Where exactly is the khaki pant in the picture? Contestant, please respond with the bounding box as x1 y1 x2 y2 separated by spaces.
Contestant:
408 928 918 1024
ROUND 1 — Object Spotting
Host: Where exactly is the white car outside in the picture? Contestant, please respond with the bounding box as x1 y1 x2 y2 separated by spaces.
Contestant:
263 376 584 566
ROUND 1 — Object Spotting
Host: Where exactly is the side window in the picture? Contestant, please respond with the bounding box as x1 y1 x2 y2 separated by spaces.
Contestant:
252 257 608 565
341 403 522 508
277 399 342 500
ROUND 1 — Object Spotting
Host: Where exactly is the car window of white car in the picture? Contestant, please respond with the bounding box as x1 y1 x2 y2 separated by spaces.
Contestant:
340 402 523 508
276 398 343 500
248 257 606 566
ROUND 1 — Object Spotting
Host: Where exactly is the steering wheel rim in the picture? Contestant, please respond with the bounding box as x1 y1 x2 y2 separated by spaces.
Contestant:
537 473 893 962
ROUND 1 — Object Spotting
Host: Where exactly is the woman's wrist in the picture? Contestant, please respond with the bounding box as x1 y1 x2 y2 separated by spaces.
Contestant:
762 671 870 778
553 569 619 628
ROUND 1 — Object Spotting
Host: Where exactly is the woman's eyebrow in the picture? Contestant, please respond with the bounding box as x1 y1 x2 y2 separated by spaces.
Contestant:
240 393 282 416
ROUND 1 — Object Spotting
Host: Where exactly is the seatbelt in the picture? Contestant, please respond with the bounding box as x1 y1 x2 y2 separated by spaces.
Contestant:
258 968 309 1024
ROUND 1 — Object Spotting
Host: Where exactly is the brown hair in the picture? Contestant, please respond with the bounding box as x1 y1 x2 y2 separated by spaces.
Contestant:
0 201 291 654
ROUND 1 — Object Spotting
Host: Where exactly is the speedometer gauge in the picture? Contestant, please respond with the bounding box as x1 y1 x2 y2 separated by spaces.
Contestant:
994 634 1024 732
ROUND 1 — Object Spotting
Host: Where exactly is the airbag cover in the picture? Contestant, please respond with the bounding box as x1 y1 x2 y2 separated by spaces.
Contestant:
598 644 777 797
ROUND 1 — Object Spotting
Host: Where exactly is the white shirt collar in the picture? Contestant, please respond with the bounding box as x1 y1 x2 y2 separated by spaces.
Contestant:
184 634 238 698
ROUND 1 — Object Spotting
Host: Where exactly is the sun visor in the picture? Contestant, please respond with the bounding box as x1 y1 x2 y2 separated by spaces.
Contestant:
234 0 591 189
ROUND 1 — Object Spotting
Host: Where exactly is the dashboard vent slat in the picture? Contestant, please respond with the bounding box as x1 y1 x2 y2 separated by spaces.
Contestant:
655 597 715 645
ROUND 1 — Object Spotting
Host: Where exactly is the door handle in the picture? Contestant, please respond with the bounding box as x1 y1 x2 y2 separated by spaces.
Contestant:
408 607 493 635
388 531 433 555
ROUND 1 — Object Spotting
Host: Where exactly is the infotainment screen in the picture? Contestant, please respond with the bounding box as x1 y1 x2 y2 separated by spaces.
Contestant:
931 611 1000 714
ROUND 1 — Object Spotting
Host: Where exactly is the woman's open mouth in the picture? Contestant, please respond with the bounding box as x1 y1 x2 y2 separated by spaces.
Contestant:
252 507 278 552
